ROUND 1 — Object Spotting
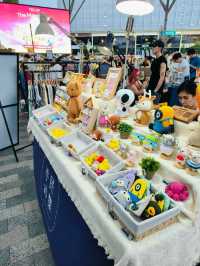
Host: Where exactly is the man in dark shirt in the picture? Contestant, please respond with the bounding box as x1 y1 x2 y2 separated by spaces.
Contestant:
147 40 167 102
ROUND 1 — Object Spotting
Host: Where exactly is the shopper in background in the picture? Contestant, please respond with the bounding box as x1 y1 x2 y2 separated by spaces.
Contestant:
147 40 167 103
128 68 144 98
177 80 198 110
187 48 200 80
167 52 190 106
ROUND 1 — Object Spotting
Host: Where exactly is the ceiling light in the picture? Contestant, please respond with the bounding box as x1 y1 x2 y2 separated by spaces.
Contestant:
116 0 154 16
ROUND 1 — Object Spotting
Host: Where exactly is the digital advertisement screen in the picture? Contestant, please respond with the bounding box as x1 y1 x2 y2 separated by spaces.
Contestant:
0 3 71 54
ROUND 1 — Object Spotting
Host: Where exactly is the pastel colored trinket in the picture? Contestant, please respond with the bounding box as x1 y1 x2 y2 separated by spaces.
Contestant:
143 134 159 153
186 152 200 176
49 127 70 139
160 135 176 159
84 153 111 176
107 139 120 151
175 152 186 169
131 131 145 145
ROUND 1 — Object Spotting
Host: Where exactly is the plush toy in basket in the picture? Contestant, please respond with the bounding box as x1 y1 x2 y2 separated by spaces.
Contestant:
109 172 172 219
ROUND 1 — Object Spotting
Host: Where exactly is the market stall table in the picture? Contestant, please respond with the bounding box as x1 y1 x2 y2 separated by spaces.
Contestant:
28 118 200 266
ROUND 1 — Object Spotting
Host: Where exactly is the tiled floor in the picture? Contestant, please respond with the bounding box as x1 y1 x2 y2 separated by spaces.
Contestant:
0 113 55 266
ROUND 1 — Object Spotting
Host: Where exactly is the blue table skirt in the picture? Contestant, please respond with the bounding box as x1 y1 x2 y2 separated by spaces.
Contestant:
33 139 114 266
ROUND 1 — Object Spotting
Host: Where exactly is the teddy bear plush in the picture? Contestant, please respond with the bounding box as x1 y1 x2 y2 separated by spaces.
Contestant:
66 80 83 123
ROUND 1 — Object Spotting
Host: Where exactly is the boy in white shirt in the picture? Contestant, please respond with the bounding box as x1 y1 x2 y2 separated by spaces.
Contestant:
168 52 190 106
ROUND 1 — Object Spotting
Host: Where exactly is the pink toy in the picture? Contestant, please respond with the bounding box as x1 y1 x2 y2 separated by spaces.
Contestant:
165 181 189 202
99 115 109 127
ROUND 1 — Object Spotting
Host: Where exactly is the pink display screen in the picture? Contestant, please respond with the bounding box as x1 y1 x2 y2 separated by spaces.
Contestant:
0 3 71 53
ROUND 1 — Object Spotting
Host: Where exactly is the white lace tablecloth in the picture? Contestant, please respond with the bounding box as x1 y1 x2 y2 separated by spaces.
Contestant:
28 118 200 266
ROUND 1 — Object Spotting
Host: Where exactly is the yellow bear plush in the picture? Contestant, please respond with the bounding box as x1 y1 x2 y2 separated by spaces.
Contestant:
66 80 83 123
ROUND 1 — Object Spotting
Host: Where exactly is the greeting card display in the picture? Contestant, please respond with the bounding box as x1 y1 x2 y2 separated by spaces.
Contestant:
103 68 122 100
92 78 106 98
54 86 69 111
80 97 99 134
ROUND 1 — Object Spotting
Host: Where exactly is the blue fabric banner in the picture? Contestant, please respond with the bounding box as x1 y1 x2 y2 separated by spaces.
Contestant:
33 139 114 266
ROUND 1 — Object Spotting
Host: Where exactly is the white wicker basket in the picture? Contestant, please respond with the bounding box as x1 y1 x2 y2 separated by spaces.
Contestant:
96 169 180 240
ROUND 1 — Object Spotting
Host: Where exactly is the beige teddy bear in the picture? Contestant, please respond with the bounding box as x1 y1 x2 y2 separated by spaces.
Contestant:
66 80 83 123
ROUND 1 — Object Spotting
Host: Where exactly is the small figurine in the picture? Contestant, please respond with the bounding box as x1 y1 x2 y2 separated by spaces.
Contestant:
143 134 159 153
186 151 200 176
131 131 146 145
91 129 103 141
66 80 83 123
149 105 174 134
135 90 155 126
160 134 176 159
67 144 77 155
188 117 200 149
115 89 135 117
175 151 186 169
126 150 139 167
98 106 109 127
108 115 120 131
106 138 120 152
118 143 129 159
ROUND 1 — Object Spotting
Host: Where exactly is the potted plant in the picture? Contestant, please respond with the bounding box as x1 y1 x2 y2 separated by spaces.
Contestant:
139 157 160 180
118 122 133 139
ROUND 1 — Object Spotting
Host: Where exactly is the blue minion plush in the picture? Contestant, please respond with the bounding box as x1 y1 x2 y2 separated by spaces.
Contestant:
149 106 174 134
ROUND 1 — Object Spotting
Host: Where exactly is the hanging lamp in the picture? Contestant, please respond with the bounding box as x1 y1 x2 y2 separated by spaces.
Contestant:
35 14 55 35
116 0 154 16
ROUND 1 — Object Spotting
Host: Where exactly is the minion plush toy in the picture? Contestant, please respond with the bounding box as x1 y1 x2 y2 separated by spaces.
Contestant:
149 106 174 134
